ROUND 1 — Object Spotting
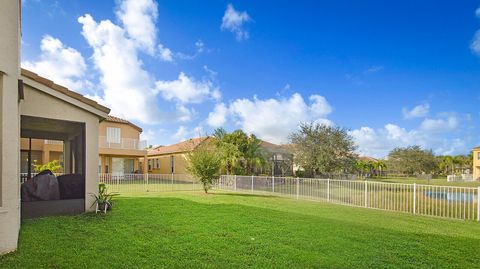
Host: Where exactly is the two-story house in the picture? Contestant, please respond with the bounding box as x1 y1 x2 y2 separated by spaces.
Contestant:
146 137 209 174
98 116 147 174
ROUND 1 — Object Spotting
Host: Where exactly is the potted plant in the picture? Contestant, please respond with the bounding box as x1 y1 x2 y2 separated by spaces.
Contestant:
91 183 119 214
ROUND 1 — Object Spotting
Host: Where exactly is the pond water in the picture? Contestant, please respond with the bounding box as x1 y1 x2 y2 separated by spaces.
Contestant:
424 191 477 202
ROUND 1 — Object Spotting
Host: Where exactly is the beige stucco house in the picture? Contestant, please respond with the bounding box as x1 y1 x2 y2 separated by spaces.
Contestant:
0 0 22 255
146 137 209 174
146 137 293 176
473 147 480 181
99 115 147 174
1 2 110 254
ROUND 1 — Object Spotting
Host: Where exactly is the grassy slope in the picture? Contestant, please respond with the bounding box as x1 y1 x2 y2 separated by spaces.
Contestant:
1 191 479 268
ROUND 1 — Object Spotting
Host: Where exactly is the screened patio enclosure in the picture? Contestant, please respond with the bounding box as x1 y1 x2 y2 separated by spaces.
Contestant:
20 116 87 219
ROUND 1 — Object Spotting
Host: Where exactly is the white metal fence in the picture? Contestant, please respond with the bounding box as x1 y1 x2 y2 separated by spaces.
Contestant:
215 175 480 221
447 174 474 182
99 173 201 193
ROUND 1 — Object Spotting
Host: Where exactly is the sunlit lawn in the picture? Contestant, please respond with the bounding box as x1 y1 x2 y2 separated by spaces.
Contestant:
1 191 479 268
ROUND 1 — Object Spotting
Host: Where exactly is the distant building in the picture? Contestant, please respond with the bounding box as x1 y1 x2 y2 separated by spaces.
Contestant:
259 140 294 176
473 146 480 180
146 137 210 174
98 115 147 174
145 137 294 176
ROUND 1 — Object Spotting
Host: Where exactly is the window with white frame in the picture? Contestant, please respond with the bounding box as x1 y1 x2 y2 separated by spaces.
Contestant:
106 127 121 143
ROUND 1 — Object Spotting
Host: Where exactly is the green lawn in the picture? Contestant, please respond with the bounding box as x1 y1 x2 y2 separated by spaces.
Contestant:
1 191 479 268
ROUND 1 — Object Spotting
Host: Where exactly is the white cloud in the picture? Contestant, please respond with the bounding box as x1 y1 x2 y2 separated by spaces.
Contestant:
155 72 220 104
471 30 480 55
78 14 160 123
471 7 480 55
116 0 158 55
221 4 251 41
22 35 87 92
350 114 465 158
420 114 458 133
176 104 195 122
157 43 173 62
172 126 189 141
402 103 429 119
228 93 332 144
309 95 333 117
207 103 228 127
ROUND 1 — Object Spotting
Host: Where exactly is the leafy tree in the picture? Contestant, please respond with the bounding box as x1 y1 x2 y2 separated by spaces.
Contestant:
213 128 267 175
435 154 472 176
34 160 62 173
372 160 387 177
289 123 357 177
387 146 436 175
186 142 221 193
355 160 373 179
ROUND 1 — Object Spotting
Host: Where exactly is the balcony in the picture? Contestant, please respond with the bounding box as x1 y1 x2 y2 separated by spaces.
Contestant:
44 140 63 145
99 136 147 150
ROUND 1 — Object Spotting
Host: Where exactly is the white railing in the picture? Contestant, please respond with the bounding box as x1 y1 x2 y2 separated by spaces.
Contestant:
447 174 474 182
99 173 201 193
215 175 480 222
99 136 147 150
44 140 63 145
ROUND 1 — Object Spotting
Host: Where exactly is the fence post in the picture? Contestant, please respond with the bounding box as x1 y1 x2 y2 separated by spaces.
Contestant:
251 175 254 193
296 177 299 199
327 178 330 202
413 183 416 214
272 175 275 193
477 186 480 222
234 175 237 191
364 180 368 208
145 173 149 192
171 173 174 191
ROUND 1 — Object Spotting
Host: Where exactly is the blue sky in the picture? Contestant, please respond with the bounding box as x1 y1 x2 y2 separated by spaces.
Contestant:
21 0 480 157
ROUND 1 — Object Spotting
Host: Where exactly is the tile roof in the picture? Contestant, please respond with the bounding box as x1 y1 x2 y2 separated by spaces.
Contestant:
21 68 110 114
260 140 292 154
148 137 210 156
105 115 142 132
358 156 378 162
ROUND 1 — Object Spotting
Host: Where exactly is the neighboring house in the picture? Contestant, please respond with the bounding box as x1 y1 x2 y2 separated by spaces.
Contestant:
20 138 64 173
146 137 210 174
259 140 294 176
473 146 480 180
1 2 110 254
146 137 293 176
19 115 147 175
99 116 147 174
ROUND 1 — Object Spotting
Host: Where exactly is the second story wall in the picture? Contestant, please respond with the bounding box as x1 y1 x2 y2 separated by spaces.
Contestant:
98 116 147 154
99 121 140 140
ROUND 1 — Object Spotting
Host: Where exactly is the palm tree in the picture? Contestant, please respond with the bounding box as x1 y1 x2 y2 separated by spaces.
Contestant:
244 134 266 175
372 160 387 178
